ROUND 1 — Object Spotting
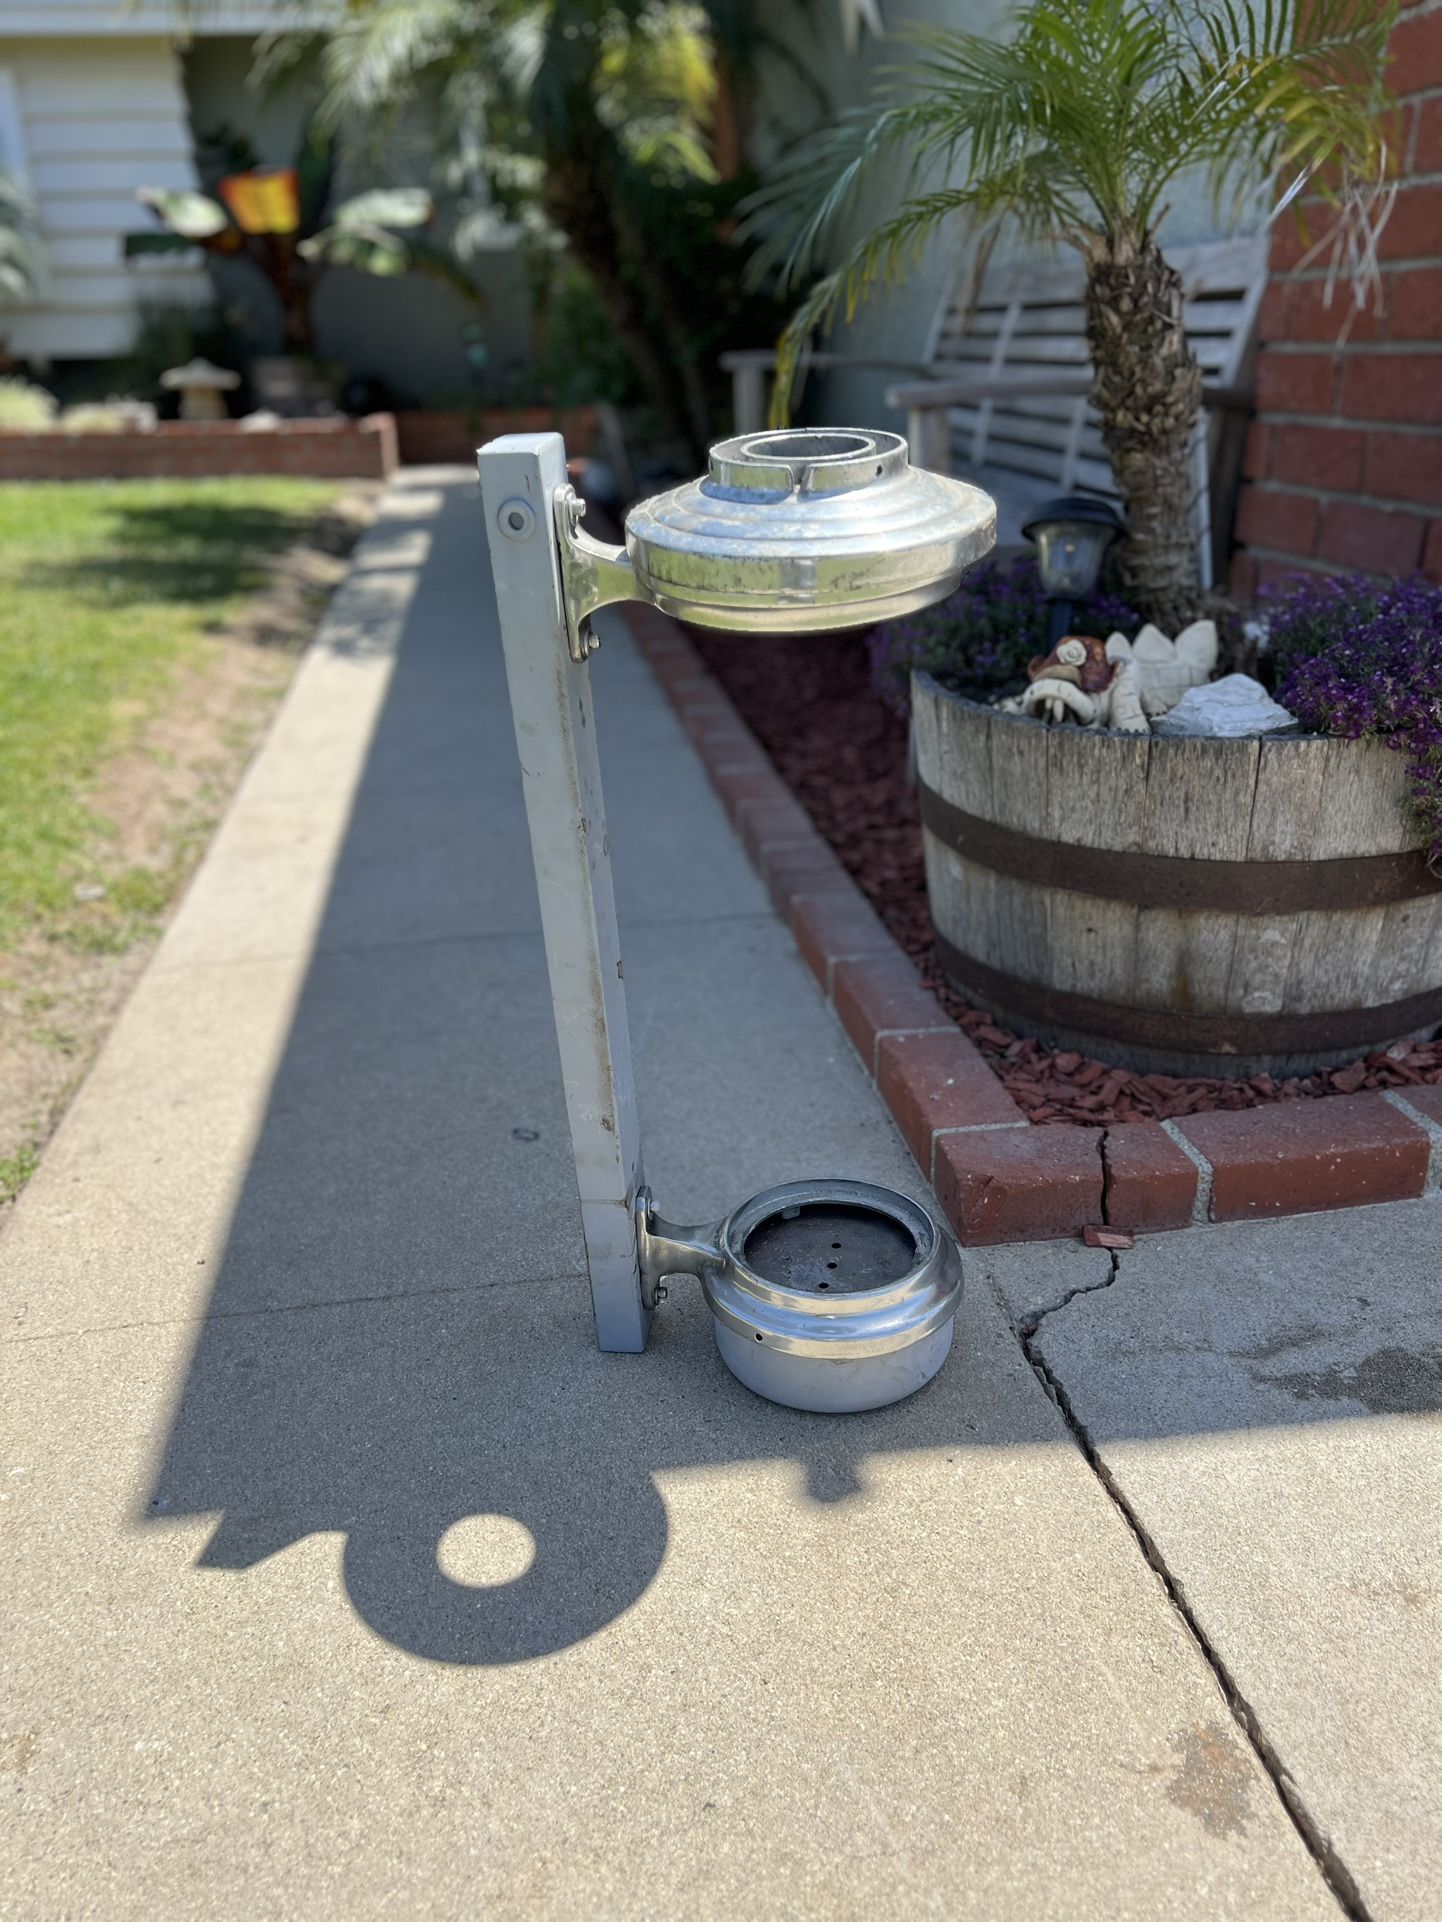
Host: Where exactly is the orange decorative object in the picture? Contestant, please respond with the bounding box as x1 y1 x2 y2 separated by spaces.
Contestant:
217 168 302 236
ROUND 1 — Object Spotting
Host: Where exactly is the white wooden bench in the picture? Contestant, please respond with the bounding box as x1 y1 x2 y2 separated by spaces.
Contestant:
723 236 1266 589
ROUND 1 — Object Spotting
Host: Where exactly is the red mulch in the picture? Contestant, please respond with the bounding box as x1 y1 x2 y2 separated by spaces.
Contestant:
687 625 1442 1127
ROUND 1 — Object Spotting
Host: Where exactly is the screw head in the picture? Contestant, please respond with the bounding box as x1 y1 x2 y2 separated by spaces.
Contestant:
497 497 536 542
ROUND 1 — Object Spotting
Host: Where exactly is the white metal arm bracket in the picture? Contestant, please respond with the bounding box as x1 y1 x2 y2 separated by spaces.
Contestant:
555 485 639 662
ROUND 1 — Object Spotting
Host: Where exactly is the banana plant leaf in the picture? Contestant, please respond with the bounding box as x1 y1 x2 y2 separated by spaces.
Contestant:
124 231 205 258
402 234 485 310
298 222 412 274
298 222 483 311
330 189 433 231
136 188 230 239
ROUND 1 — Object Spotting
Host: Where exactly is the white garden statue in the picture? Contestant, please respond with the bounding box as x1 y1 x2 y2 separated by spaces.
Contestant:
1107 619 1219 718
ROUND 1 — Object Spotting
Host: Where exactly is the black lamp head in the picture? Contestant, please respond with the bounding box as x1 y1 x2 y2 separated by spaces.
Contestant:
1021 494 1127 602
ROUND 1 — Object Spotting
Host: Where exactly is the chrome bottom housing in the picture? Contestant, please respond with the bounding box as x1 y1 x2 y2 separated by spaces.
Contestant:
637 1178 963 1414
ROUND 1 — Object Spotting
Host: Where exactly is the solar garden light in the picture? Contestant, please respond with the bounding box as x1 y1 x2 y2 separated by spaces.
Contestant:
1022 494 1126 645
478 428 994 1413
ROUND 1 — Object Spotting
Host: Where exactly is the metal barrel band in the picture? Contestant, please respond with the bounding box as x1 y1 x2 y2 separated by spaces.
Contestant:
932 929 1442 1059
919 783 1442 915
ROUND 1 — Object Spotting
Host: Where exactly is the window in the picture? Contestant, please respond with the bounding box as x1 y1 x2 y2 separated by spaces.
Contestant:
0 69 27 183
0 67 40 307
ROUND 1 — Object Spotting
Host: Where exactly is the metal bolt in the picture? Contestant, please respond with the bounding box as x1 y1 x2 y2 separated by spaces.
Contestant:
497 497 537 542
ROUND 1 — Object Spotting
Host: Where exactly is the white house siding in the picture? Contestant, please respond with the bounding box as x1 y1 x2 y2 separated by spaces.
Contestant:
0 32 207 361
0 6 330 32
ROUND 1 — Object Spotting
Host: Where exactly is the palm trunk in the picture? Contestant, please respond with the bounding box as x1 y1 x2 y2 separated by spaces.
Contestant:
544 126 711 469
263 235 317 356
1083 227 1203 634
603 168 713 459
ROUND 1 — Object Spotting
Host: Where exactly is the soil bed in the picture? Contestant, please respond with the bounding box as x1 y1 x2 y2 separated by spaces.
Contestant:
687 626 1442 1127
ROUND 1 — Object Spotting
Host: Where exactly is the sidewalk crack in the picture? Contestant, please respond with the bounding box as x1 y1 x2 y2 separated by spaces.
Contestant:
1015 1282 1375 1922
1016 1131 1121 1330
1019 1249 1122 1331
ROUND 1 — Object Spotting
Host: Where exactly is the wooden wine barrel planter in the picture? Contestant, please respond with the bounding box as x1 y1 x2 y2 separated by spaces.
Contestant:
912 671 1442 1076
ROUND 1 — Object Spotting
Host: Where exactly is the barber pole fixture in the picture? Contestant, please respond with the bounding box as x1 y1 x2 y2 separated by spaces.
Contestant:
479 428 994 1412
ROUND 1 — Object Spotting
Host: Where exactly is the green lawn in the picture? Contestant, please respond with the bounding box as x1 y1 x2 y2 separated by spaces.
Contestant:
0 477 341 953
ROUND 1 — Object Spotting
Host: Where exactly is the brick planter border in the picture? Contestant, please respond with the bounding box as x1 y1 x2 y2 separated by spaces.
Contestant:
395 406 599 466
622 601 1442 1246
0 414 398 483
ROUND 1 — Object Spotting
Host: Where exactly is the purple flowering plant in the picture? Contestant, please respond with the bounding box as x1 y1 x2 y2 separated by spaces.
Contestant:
1264 572 1442 868
868 555 1137 711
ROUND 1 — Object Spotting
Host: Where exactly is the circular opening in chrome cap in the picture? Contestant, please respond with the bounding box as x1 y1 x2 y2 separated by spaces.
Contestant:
741 431 873 460
706 427 907 499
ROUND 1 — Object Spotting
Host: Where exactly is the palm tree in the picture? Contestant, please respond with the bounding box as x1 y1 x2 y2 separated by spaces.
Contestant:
269 0 864 465
756 0 1395 630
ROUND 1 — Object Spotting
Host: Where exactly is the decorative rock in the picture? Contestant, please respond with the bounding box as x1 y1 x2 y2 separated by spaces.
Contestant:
1151 673 1298 738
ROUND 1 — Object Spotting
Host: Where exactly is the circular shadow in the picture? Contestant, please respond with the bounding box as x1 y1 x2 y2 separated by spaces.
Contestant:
342 1473 669 1665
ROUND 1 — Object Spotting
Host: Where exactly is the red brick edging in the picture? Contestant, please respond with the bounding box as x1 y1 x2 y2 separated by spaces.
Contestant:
0 414 398 482
622 602 1442 1246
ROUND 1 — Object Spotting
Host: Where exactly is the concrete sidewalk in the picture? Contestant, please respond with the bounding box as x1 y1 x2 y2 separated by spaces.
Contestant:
0 468 1434 1919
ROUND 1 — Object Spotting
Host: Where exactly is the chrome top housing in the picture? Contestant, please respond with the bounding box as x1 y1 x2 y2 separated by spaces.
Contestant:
623 428 996 633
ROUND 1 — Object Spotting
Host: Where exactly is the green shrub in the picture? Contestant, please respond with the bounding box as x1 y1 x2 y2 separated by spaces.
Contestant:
0 377 56 430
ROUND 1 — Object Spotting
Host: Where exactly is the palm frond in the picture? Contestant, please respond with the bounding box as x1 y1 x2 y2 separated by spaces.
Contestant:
760 0 1399 377
597 3 719 181
768 186 980 420
745 93 965 292
316 0 484 126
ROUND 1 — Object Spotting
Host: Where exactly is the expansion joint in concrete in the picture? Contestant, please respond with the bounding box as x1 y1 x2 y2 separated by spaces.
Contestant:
1016 1315 1377 1922
1381 1089 1442 1190
1159 1118 1215 1225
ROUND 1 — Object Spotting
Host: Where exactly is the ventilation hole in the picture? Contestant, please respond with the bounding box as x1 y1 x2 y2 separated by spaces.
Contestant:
754 1332 764 1341
826 1261 838 1270
831 1241 841 1249
817 1281 830 1290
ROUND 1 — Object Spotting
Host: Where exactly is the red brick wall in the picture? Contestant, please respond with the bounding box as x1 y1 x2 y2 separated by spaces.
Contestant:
0 414 397 483
1232 0 1442 596
394 406 599 466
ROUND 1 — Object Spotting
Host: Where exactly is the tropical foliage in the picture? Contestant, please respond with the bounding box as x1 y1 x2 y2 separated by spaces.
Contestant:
125 123 467 355
0 376 55 429
756 0 1397 629
269 0 847 461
